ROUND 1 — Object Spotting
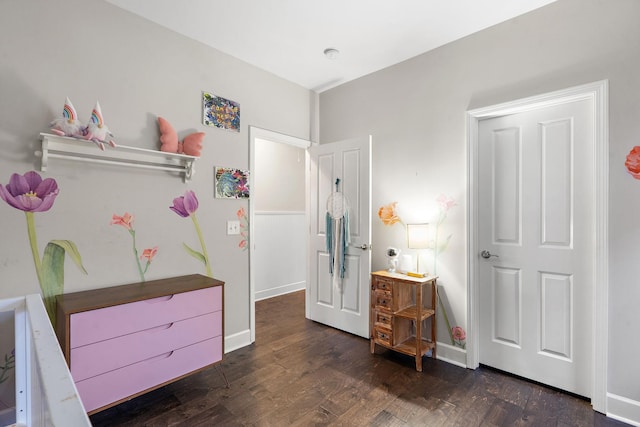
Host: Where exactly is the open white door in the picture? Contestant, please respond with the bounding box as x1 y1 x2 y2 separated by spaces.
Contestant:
307 136 372 338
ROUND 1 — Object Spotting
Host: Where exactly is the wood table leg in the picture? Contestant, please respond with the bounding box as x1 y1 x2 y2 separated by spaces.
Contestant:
432 280 437 359
416 283 423 371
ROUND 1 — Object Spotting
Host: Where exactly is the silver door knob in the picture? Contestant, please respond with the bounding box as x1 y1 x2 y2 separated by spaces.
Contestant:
350 243 370 251
481 250 499 259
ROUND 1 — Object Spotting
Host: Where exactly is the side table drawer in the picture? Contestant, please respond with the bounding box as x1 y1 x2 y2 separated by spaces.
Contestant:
373 277 393 292
373 311 392 329
373 327 393 347
374 290 392 311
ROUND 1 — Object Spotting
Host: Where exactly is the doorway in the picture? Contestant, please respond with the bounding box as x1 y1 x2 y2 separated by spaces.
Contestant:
467 81 608 412
248 127 311 343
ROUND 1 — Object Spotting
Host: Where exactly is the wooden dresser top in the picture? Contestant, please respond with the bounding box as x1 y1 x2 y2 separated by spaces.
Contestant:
56 274 224 314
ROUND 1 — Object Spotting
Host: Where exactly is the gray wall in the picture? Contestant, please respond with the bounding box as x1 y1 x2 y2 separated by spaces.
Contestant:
320 0 640 419
254 138 305 212
0 0 311 345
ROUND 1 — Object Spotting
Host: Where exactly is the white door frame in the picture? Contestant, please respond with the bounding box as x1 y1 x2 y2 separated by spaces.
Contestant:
248 126 311 343
466 80 609 412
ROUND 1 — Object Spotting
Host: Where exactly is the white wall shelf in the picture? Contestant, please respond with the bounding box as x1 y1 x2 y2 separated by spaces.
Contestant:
37 133 198 181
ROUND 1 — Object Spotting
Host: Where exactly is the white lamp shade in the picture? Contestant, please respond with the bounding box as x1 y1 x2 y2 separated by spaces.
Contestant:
407 223 430 249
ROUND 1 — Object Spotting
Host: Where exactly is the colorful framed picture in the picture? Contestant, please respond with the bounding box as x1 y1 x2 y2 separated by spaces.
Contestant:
202 92 240 132
214 167 250 199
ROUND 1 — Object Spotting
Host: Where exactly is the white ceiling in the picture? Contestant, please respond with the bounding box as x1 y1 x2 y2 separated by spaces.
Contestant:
105 0 557 92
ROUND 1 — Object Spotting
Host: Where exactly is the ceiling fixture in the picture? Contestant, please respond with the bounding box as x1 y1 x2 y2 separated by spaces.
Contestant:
323 48 340 60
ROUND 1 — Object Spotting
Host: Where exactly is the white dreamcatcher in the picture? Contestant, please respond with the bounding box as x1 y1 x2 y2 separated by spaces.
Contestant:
325 178 350 287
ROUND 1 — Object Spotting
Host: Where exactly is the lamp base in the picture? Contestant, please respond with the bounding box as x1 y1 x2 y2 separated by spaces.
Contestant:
387 257 399 273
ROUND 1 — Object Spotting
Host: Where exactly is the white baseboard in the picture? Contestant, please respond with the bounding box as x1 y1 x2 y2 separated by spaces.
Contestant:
436 342 467 368
607 393 640 426
224 329 252 354
255 281 305 301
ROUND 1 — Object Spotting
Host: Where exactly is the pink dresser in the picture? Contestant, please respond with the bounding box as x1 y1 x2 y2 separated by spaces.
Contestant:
55 274 224 414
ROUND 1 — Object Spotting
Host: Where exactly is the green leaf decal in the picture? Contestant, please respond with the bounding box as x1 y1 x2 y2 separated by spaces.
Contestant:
41 240 87 324
49 240 88 274
183 242 206 264
437 234 453 253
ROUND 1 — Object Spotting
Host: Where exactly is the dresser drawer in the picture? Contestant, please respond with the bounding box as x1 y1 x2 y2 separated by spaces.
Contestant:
374 290 392 311
70 310 222 382
70 286 222 347
373 327 393 347
76 336 222 413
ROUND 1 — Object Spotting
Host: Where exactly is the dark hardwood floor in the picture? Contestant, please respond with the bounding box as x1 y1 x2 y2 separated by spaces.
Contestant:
90 290 627 426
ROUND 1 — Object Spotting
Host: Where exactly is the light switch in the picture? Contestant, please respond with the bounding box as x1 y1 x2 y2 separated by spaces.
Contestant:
227 220 240 235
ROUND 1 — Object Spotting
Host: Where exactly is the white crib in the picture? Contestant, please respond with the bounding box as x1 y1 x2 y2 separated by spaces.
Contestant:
0 295 90 427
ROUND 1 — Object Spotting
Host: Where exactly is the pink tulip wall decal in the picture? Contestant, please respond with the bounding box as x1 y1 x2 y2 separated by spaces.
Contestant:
452 326 467 349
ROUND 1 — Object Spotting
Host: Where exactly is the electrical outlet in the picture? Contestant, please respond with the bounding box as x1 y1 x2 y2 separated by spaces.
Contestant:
227 220 240 235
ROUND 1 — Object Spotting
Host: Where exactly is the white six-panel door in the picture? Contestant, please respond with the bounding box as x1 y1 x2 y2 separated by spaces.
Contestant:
477 99 594 397
307 136 372 338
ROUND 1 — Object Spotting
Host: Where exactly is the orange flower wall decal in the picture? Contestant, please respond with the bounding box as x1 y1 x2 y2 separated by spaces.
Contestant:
111 212 158 282
237 207 249 251
378 202 403 226
625 146 640 179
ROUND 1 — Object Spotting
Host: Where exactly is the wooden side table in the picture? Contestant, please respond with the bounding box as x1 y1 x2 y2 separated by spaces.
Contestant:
370 270 438 371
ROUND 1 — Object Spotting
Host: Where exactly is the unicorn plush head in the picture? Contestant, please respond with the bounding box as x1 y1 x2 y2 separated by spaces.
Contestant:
83 101 116 150
49 97 84 138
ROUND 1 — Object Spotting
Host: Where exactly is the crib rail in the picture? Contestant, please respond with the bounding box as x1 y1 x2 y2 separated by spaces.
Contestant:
6 294 90 427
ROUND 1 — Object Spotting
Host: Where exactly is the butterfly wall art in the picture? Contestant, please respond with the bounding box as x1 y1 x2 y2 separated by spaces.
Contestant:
157 116 205 157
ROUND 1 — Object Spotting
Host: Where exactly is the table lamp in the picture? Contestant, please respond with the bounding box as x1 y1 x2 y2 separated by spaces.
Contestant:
407 223 429 277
